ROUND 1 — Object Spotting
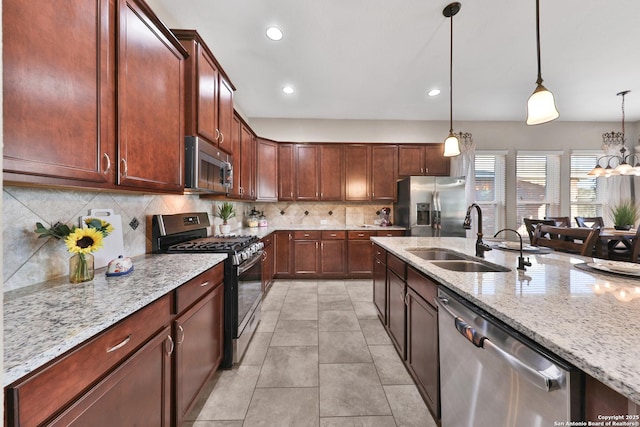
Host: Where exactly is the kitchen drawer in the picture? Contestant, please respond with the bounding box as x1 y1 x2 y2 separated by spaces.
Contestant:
293 230 321 240
175 263 224 314
373 244 387 263
348 230 375 240
261 233 274 247
407 266 438 309
387 253 406 280
376 229 405 237
7 295 171 427
321 230 346 240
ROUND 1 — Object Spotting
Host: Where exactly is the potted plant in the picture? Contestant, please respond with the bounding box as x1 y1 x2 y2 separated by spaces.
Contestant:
609 200 639 230
215 202 236 234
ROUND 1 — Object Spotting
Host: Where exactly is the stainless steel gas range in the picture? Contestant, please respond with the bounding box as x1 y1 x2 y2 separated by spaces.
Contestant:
151 212 263 368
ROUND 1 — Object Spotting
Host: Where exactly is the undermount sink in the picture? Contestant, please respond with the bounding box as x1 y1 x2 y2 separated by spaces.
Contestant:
430 260 511 273
407 248 467 261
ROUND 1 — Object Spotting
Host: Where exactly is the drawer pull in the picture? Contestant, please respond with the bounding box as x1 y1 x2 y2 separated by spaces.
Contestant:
304 233 310 237
106 335 131 353
166 335 174 356
200 281 210 287
330 233 337 237
177 325 185 345
358 233 365 237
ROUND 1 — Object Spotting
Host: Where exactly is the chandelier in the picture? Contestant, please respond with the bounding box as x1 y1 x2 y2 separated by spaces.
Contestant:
588 90 640 177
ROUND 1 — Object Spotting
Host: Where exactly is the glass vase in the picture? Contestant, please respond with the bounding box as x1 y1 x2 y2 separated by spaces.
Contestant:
69 253 94 283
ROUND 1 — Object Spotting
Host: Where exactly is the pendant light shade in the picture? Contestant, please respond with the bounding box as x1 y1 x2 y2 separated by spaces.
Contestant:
443 2 461 157
526 0 559 125
443 133 461 157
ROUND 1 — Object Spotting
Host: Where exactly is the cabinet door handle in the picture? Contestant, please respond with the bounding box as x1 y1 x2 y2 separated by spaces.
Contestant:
102 153 111 174
316 242 319 249
166 335 174 356
215 128 221 142
219 131 224 144
421 167 424 174
107 335 131 353
120 158 128 177
321 242 324 250
200 281 210 287
289 233 292 240
404 292 409 306
425 167 429 174
177 325 185 345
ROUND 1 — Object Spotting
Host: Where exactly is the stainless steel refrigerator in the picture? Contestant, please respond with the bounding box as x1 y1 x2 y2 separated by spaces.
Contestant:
394 176 467 237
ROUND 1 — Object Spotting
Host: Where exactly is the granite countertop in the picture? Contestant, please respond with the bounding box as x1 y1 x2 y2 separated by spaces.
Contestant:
231 224 406 239
371 236 640 405
3 253 227 387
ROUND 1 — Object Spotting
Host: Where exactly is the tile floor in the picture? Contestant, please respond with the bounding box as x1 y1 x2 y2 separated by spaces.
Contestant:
184 279 438 427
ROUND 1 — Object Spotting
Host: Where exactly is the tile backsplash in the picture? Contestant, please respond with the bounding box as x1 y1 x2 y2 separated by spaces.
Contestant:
3 186 392 291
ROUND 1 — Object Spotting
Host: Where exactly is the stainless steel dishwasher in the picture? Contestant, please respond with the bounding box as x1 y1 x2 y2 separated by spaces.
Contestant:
436 288 582 427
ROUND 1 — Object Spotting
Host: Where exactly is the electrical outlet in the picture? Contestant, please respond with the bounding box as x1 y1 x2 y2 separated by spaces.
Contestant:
320 219 328 225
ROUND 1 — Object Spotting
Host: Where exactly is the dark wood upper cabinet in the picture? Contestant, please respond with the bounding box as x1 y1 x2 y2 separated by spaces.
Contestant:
295 145 319 200
319 145 345 201
4 0 188 193
398 144 450 177
173 29 235 154
256 137 278 201
227 114 242 198
117 0 187 193
345 145 371 201
371 145 398 200
278 144 295 201
239 123 256 199
3 0 115 187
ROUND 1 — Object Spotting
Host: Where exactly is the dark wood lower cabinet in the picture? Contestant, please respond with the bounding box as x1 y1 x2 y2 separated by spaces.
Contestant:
406 287 439 419
174 281 224 425
320 239 346 276
275 231 293 277
293 239 320 275
387 269 406 358
48 326 172 426
347 239 374 277
373 247 387 322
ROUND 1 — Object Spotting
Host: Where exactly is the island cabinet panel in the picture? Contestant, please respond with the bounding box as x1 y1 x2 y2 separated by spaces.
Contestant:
256 138 279 201
174 280 224 425
3 0 115 187
319 145 345 200
275 231 294 277
6 295 171 427
406 267 440 420
387 265 406 358
371 145 398 201
295 145 320 200
584 374 632 422
47 326 172 427
116 0 186 192
278 144 295 201
373 244 388 322
345 145 371 201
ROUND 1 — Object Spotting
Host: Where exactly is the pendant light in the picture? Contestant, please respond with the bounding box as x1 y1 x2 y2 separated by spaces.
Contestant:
443 2 461 157
526 0 559 125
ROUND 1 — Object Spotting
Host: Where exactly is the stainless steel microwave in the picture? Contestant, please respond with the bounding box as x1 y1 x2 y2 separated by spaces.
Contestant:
185 136 233 194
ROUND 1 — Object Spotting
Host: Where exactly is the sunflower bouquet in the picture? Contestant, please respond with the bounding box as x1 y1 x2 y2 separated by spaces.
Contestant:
35 218 113 283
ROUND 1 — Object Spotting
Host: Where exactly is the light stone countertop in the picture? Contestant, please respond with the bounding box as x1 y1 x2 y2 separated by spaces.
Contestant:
3 253 227 387
371 236 640 405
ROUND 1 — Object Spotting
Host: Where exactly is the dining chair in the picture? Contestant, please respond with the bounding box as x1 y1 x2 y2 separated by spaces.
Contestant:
575 216 604 229
545 216 572 227
607 227 640 263
532 225 601 256
523 219 555 242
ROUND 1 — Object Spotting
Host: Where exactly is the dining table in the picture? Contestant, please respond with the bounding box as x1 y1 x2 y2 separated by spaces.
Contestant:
595 227 637 259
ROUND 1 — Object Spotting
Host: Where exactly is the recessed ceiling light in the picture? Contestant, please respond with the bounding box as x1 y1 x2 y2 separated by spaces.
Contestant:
282 86 295 95
428 89 441 97
266 26 283 41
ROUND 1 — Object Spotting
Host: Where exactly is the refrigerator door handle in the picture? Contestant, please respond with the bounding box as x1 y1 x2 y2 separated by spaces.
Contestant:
431 191 438 228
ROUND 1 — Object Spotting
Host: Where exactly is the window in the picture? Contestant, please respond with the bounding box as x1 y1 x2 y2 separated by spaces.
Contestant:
570 151 606 220
516 152 561 236
474 153 506 234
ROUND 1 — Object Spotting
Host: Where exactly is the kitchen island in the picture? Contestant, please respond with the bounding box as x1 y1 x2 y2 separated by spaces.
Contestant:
371 236 640 406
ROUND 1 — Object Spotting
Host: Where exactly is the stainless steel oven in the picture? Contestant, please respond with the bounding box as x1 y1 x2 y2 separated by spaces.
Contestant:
152 212 263 368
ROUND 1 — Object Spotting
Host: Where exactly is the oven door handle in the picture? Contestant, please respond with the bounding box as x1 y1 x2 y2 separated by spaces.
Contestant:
237 251 263 275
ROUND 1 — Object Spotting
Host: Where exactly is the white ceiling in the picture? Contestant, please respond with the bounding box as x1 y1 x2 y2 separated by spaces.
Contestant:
147 0 640 123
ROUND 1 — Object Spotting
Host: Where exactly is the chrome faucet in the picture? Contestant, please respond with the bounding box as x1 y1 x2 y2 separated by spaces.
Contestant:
463 203 492 258
494 228 532 271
